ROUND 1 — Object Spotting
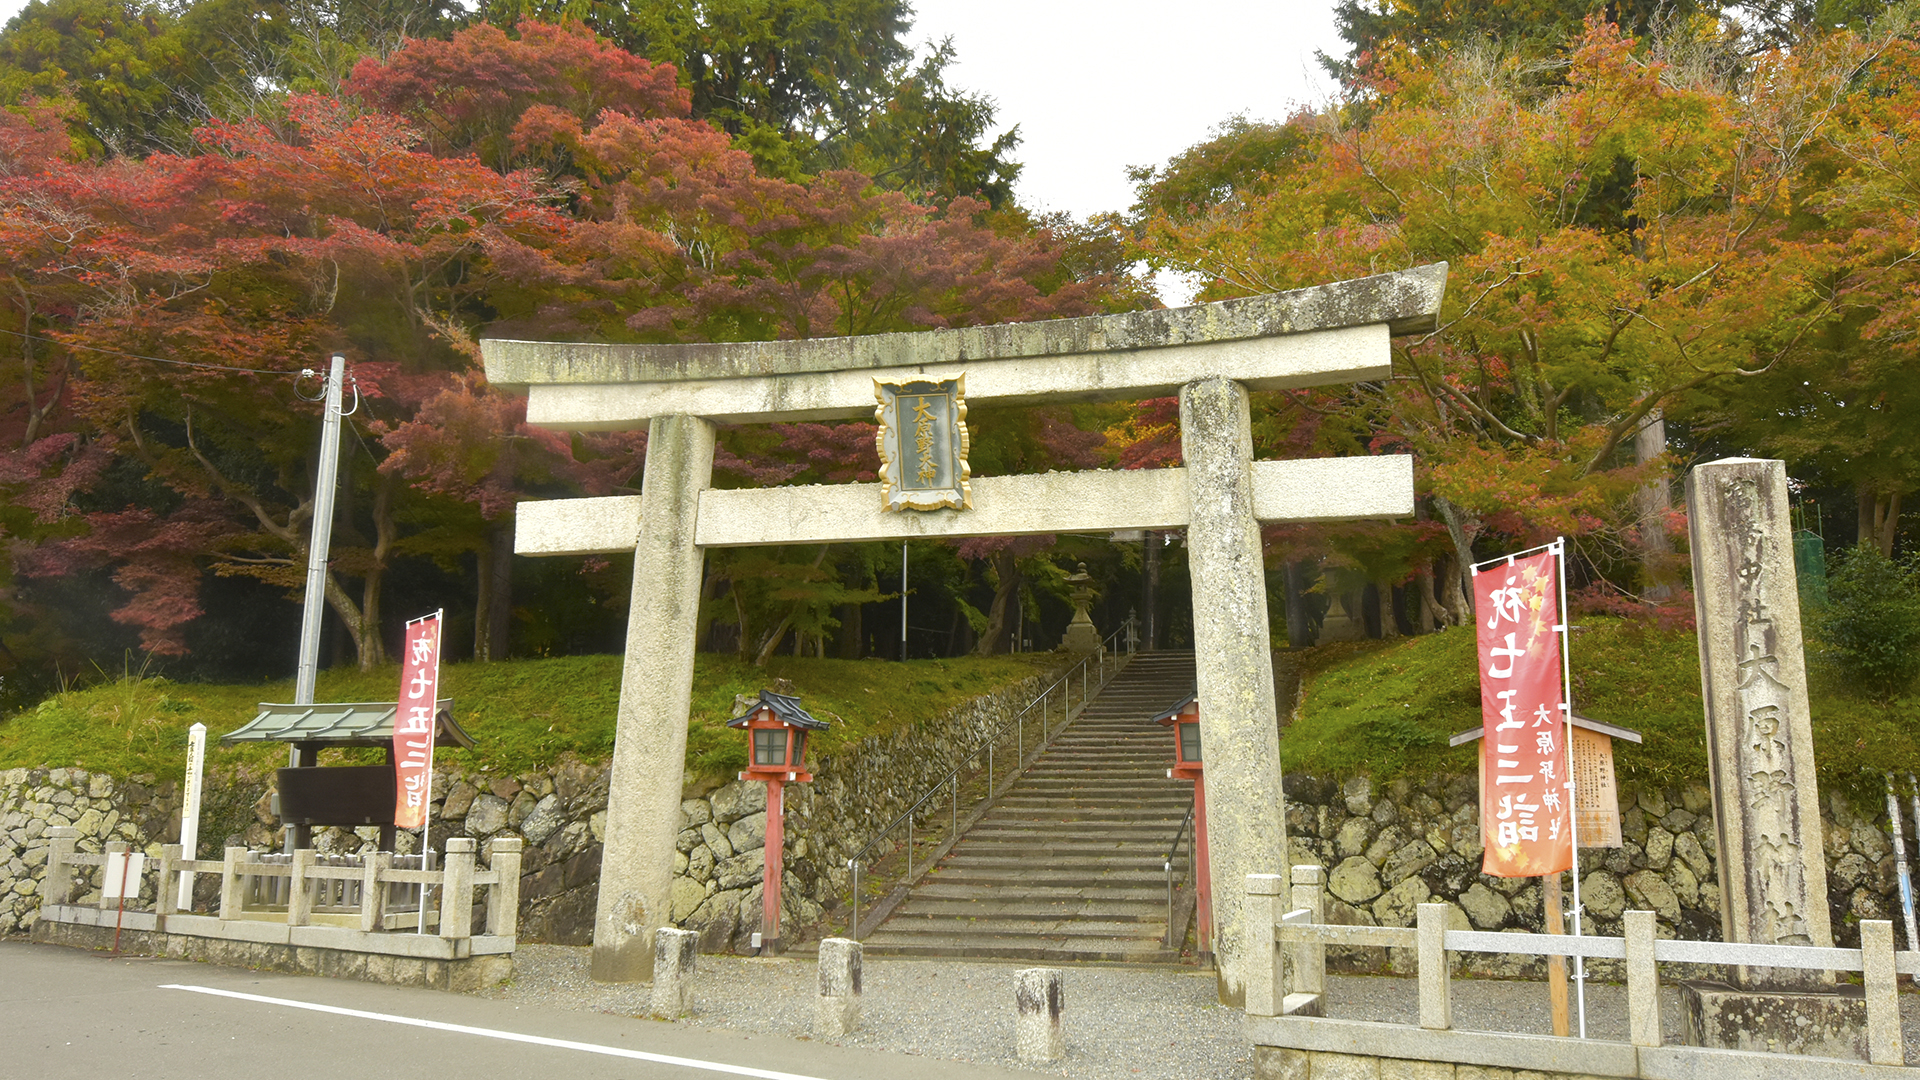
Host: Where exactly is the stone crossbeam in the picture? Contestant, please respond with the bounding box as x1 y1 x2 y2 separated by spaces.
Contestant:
480 264 1445 428
506 325 1386 427
514 456 1416 556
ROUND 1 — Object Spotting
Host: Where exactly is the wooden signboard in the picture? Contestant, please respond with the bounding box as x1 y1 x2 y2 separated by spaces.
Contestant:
1572 726 1622 848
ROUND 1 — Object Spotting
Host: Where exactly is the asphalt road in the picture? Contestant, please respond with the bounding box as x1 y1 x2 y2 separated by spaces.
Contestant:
0 940 1035 1080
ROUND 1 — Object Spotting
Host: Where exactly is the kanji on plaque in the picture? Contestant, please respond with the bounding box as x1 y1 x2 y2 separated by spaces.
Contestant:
393 612 443 830
1475 551 1573 878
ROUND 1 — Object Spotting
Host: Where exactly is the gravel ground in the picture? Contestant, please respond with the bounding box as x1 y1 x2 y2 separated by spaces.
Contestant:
488 945 1920 1077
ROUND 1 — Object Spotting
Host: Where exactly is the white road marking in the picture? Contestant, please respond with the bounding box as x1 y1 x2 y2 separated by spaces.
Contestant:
160 984 832 1080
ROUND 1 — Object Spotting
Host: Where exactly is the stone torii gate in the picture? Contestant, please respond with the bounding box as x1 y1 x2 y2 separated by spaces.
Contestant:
481 263 1446 1001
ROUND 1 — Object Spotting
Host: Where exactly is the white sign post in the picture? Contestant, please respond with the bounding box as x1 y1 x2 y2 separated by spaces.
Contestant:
177 722 206 911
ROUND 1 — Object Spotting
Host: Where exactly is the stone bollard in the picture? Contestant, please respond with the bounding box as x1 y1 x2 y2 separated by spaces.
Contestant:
649 927 699 1019
815 937 862 1037
1014 967 1065 1063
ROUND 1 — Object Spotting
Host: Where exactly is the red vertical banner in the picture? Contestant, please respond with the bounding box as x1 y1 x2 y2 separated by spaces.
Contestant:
394 612 443 831
1475 551 1573 878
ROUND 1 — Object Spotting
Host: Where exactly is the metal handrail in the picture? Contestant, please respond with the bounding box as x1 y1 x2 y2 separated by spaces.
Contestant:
846 617 1138 938
1163 800 1195 947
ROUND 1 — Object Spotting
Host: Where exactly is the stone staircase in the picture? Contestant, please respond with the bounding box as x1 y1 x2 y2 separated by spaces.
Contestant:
862 651 1199 963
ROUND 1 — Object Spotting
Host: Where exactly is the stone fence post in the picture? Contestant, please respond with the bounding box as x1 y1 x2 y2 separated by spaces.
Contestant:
487 838 523 938
650 927 699 1018
1014 968 1065 1063
441 837 476 939
815 937 861 1037
42 826 76 908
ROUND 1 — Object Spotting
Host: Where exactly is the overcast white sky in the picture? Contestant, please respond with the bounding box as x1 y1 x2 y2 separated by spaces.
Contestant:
911 1 1344 220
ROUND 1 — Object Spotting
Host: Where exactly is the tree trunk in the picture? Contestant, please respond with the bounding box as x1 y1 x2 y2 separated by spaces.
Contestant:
733 582 751 659
1441 554 1472 627
474 517 515 661
1142 535 1161 650
1635 410 1674 601
1416 566 1441 632
1434 494 1480 618
1859 485 1903 558
835 602 863 659
754 613 795 667
1283 560 1313 647
974 548 1021 656
1376 583 1400 639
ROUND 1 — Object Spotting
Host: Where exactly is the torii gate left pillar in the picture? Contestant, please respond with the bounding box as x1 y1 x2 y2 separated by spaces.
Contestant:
592 412 713 982
483 263 1446 998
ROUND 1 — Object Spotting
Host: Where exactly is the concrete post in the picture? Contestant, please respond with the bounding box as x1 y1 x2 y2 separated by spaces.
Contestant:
1687 458 1835 989
649 927 699 1019
287 847 314 927
99 841 129 911
156 844 180 917
1014 968 1065 1064
360 852 391 932
1416 902 1451 1030
815 937 862 1037
1289 864 1326 998
1180 376 1285 1006
1244 874 1286 1017
1624 909 1660 1047
43 826 76 908
1862 919 1903 1065
218 846 247 920
487 837 523 938
441 837 476 939
593 413 716 983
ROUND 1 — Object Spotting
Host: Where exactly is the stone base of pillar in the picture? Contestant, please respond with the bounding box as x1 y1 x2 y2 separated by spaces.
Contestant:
1315 594 1366 644
1679 980 1867 1060
1061 619 1102 654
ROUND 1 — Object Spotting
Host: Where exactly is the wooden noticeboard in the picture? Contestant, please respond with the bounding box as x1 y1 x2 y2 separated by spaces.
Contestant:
1572 726 1622 848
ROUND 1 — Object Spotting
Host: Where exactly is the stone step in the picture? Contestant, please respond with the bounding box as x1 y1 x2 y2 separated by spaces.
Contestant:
909 881 1169 903
872 916 1169 938
887 891 1167 914
858 933 1182 964
925 869 1168 889
866 650 1199 963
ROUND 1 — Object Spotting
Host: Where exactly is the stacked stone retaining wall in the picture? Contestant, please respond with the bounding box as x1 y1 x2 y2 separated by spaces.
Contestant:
0 666 1058 952
4 700 1908 960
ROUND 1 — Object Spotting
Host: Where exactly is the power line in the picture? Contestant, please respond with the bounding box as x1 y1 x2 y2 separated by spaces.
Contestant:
0 326 301 376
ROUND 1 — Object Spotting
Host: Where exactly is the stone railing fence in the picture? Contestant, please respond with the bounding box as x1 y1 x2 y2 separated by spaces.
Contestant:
1249 865 1914 1076
38 825 523 944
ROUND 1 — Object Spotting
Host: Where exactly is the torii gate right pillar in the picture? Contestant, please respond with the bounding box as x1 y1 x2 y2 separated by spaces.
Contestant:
1182 377 1284 1006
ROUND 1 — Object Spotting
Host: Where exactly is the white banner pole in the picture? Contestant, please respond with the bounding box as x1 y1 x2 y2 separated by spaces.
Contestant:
1554 538 1588 1039
176 722 206 911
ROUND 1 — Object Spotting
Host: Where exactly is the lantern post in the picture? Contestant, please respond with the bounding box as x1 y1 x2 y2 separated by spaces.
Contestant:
729 690 827 955
1153 693 1211 962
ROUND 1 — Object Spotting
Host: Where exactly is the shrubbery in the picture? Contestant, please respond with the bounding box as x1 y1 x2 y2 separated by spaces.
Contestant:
1813 545 1920 700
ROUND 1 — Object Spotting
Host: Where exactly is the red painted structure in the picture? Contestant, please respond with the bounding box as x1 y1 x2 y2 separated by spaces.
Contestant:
727 690 826 954
1153 693 1211 960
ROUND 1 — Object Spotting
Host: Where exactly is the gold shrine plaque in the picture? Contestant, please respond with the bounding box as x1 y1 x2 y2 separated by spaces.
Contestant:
1572 726 1623 848
874 375 971 511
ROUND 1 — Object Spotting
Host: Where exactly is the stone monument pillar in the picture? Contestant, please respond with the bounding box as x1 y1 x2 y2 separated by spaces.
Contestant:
1059 563 1103 654
1683 457 1861 1056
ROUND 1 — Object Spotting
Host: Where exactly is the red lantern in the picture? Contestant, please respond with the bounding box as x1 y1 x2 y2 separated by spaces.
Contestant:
727 690 827 954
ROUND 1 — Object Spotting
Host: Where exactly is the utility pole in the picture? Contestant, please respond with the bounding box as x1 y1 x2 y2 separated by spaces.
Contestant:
293 354 347 721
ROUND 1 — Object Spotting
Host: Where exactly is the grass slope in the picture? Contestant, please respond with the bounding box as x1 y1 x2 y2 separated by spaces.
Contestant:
0 653 1059 788
1286 617 1920 803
